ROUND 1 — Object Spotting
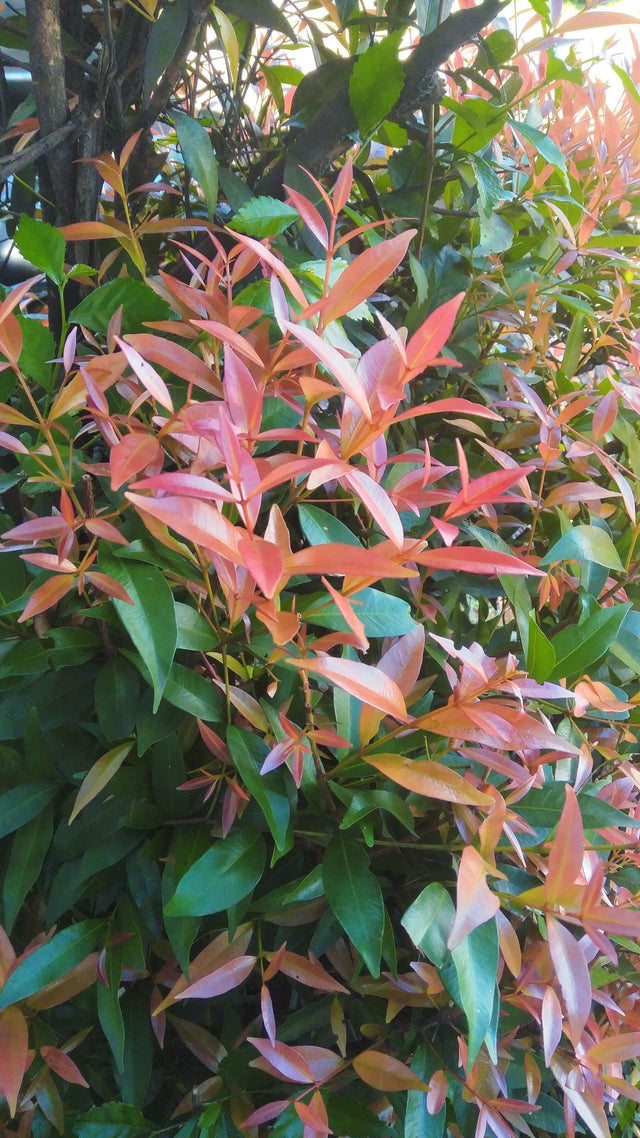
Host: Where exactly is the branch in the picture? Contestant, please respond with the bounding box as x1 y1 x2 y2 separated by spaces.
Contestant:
25 0 76 224
132 0 211 133
256 0 506 196
0 106 99 184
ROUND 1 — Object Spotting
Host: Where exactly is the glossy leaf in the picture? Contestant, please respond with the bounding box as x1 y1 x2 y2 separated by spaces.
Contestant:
401 883 455 968
69 741 134 824
0 781 57 840
322 832 384 978
364 754 492 806
540 524 623 570
172 111 218 219
0 920 103 1010
165 830 266 917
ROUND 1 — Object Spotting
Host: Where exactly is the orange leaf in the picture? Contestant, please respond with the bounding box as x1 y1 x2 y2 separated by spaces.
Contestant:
190 320 263 365
60 221 128 241
178 955 256 1000
363 753 492 807
405 293 464 373
294 1092 331 1136
412 546 544 576
586 1032 640 1066
18 574 75 624
110 432 161 491
69 741 134 824
125 492 242 563
287 542 414 581
0 1006 29 1116
322 231 415 324
447 846 500 950
277 951 349 994
40 1045 89 1087
352 1049 429 1093
546 784 584 905
288 657 408 721
444 465 535 520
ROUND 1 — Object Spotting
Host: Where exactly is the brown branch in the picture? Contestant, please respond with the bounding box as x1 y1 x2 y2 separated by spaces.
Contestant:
0 106 99 184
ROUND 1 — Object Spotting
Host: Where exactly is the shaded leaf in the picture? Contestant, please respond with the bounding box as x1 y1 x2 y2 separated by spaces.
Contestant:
165 830 266 917
322 832 384 978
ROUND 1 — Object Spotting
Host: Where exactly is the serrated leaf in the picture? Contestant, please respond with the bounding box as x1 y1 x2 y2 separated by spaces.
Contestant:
69 279 171 337
15 214 65 285
229 196 299 238
349 33 404 138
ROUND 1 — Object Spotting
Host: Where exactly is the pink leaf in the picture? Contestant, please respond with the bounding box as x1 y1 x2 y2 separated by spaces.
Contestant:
115 337 174 412
447 846 500 950
281 320 371 421
288 656 408 721
546 916 591 1047
248 1037 315 1084
178 955 256 1000
321 231 415 324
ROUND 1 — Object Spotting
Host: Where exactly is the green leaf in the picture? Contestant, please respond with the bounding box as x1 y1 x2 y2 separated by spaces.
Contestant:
336 0 359 27
515 784 640 837
349 33 404 138
227 726 291 851
540 524 623 571
228 196 299 238
550 603 631 681
326 1096 393 1138
15 214 65 285
16 315 56 391
298 505 362 547
3 805 53 933
508 119 568 180
526 615 556 682
322 832 384 978
69 279 171 336
160 661 224 721
611 608 640 676
143 1 189 102
0 781 58 840
405 1043 446 1138
172 111 219 219
401 882 455 967
299 587 417 638
164 829 266 917
95 656 140 743
0 919 103 1009
100 552 177 712
73 1103 153 1138
175 602 217 651
448 918 499 1068
444 96 508 153
218 0 295 36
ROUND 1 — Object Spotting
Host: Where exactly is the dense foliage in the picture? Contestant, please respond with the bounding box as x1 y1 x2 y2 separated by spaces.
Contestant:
2 1 640 1137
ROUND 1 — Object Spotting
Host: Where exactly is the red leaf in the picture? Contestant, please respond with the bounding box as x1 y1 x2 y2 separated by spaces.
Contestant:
285 185 329 249
247 1037 315 1083
289 656 408 721
85 572 134 603
0 1006 29 1116
444 465 536 520
18 574 75 624
115 337 174 412
178 955 256 1000
241 1101 291 1127
412 546 544 576
124 334 222 395
110 432 161 491
287 543 414 581
322 231 415 324
546 785 584 904
40 1045 89 1088
405 293 464 372
546 916 591 1047
125 491 242 563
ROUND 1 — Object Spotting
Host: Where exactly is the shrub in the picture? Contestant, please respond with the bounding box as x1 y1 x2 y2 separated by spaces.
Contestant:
1 4 640 1138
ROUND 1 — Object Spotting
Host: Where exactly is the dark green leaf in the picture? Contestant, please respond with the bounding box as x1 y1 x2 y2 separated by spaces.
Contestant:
336 0 358 27
95 656 140 742
175 602 217 651
15 214 65 284
143 1 189 102
100 552 177 711
450 918 499 1068
73 1103 153 1138
227 726 291 851
172 111 219 219
526 615 556 682
16 315 56 391
401 882 455 967
349 33 404 138
0 919 103 1009
165 829 266 917
405 1043 446 1138
218 0 295 36
69 279 171 336
0 781 57 840
323 831 384 977
3 804 53 932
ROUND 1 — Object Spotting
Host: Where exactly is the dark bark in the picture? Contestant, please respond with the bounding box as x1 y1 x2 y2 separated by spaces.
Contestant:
25 0 76 227
256 0 506 197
